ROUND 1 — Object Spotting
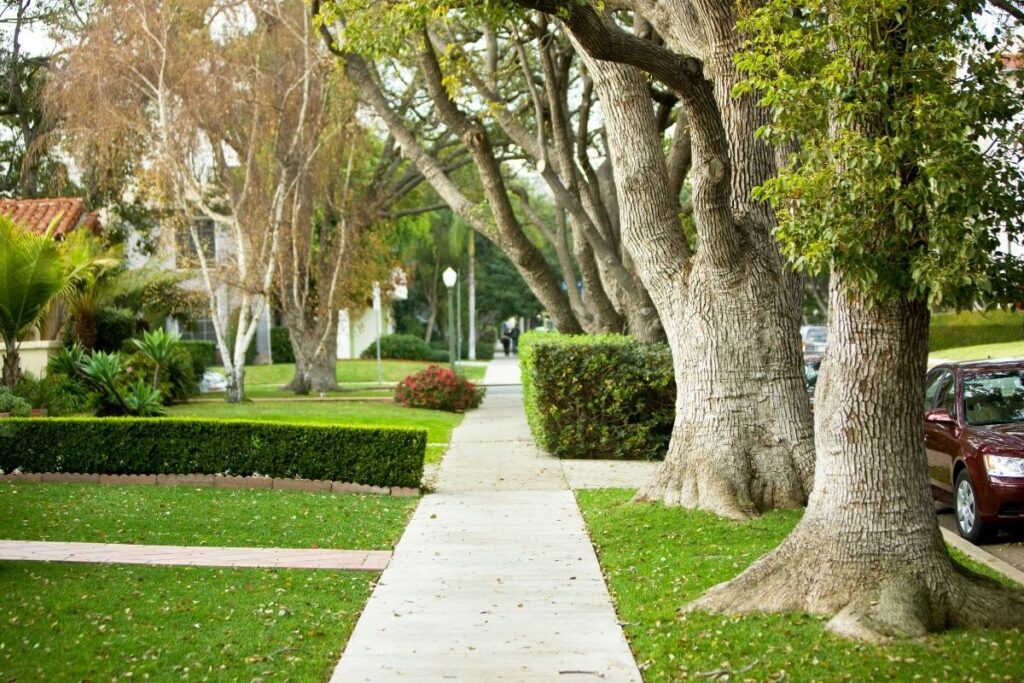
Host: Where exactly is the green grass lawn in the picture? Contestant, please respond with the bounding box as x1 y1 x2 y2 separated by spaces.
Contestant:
0 562 370 681
241 385 394 400
167 399 462 450
929 340 1024 362
217 359 486 387
578 489 1024 682
0 483 416 549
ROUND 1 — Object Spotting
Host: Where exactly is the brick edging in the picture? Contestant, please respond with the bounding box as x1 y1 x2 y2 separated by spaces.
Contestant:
0 472 419 497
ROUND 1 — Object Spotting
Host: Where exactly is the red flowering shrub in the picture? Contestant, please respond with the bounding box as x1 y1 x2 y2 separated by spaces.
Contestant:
395 365 485 412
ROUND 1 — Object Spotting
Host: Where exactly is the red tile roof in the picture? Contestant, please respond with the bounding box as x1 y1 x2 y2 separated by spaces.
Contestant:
0 197 101 239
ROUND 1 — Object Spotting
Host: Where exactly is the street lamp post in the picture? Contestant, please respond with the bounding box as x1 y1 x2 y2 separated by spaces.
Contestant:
442 267 458 373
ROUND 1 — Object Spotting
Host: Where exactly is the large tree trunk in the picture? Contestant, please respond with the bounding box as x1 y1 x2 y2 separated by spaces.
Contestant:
689 275 1024 640
284 312 340 395
637 254 813 517
581 46 813 517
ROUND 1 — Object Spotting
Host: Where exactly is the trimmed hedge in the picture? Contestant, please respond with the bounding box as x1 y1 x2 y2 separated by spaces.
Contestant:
473 340 495 361
929 310 1023 351
0 418 426 488
361 334 433 361
520 332 674 460
271 326 296 364
180 340 216 378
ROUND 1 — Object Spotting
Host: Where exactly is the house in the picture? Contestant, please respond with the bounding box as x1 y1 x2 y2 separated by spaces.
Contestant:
0 197 102 376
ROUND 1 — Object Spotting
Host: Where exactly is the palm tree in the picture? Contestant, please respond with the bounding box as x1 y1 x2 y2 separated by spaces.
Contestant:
0 215 68 388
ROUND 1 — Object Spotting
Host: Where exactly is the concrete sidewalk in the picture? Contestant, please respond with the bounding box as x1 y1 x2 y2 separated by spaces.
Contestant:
332 356 643 681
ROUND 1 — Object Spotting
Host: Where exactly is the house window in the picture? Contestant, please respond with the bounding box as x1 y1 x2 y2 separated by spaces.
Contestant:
175 218 216 268
180 318 218 342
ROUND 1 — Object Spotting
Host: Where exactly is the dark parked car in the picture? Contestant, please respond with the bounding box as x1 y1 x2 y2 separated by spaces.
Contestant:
924 360 1024 541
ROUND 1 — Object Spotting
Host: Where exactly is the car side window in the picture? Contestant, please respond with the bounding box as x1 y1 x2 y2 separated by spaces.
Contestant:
924 370 947 410
936 375 956 416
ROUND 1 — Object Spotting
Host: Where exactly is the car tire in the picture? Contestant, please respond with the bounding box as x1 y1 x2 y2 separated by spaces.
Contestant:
954 470 989 543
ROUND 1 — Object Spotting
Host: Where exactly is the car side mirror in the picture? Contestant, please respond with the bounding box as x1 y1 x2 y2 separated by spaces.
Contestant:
925 408 956 426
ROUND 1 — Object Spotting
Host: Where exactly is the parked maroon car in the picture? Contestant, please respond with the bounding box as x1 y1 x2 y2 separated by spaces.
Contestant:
924 360 1024 541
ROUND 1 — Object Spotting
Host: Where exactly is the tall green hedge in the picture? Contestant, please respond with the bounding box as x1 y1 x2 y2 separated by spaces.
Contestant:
520 332 674 460
929 310 1023 351
0 418 425 487
270 326 296 364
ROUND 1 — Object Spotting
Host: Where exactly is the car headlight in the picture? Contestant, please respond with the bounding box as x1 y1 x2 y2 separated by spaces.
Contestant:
983 454 1024 478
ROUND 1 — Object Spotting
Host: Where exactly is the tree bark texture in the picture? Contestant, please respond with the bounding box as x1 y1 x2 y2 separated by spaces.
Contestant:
690 275 1024 639
2 340 20 389
577 34 813 518
284 309 339 394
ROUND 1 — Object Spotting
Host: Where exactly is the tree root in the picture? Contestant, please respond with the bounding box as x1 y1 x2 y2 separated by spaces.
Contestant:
686 538 1024 643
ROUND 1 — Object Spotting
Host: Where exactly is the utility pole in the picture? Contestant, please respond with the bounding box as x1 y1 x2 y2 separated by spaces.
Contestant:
468 234 476 360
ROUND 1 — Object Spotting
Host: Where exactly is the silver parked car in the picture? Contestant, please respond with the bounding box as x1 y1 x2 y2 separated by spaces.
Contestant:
801 325 828 355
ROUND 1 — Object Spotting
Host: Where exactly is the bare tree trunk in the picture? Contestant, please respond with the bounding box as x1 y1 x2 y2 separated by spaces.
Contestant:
225 364 245 403
285 351 311 394
2 339 20 389
285 312 340 394
690 275 1024 640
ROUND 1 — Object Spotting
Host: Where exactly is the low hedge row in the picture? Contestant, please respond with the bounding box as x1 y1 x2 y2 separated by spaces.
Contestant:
362 334 434 361
0 418 425 488
520 332 674 460
929 309 1023 351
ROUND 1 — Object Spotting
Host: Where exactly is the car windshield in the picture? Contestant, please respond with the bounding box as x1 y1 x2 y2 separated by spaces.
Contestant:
962 371 1024 426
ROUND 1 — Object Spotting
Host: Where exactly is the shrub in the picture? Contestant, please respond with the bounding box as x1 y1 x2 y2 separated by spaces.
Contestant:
179 340 216 378
12 373 82 416
79 351 165 417
0 418 425 487
94 307 137 353
520 332 674 460
929 309 1023 351
271 326 295 363
0 388 31 417
395 365 484 412
474 340 495 361
362 334 433 361
428 349 450 363
125 347 197 404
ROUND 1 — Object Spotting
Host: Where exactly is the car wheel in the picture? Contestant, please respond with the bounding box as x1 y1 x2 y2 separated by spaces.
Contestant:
954 470 988 543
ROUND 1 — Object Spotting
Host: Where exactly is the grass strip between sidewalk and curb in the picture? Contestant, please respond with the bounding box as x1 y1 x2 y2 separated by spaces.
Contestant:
0 483 417 550
0 562 373 681
577 489 1024 682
